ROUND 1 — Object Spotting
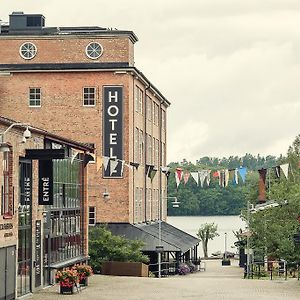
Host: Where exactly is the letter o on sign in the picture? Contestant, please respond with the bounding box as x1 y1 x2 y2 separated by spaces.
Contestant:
107 105 119 117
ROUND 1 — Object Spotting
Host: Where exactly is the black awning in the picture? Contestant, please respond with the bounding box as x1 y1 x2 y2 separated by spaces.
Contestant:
106 221 199 253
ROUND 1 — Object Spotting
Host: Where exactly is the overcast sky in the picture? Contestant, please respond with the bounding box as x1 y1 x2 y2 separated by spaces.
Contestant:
2 0 300 163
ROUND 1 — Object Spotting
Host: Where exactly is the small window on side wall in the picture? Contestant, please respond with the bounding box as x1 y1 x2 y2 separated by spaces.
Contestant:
83 87 96 106
89 207 96 226
29 87 41 107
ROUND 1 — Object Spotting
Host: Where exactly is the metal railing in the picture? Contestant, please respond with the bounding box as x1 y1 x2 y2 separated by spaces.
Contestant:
244 260 300 280
149 261 177 277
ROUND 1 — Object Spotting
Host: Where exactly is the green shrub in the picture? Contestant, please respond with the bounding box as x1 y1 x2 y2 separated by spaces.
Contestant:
89 225 149 273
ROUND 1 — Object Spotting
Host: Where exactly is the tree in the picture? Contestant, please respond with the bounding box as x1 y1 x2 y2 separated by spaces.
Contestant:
197 223 219 258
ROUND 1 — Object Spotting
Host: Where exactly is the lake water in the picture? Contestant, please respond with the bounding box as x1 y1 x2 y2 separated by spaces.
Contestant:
167 215 245 257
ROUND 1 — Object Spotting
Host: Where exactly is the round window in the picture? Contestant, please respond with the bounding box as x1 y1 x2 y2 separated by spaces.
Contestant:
19 42 37 60
85 42 103 59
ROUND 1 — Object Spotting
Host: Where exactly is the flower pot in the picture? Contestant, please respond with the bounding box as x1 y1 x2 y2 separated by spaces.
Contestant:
60 284 74 294
79 277 88 286
222 259 231 266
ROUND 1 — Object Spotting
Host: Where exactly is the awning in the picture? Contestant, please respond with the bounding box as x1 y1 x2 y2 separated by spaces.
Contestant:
106 221 199 253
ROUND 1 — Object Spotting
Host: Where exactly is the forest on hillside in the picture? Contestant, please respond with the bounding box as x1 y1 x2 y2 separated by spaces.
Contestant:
167 153 285 216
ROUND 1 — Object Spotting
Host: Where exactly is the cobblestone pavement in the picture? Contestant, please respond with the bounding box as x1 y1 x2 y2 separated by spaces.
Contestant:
29 260 300 300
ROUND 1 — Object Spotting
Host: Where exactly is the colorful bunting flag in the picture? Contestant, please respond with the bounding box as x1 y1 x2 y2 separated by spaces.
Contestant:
238 167 247 183
206 170 211 186
110 160 119 176
103 156 110 171
190 172 199 185
96 156 103 172
175 168 183 188
280 163 289 179
183 172 190 185
199 170 207 188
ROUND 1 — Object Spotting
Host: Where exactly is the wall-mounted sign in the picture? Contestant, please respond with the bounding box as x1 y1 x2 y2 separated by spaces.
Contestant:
35 220 41 287
38 160 53 205
0 223 13 230
103 86 123 177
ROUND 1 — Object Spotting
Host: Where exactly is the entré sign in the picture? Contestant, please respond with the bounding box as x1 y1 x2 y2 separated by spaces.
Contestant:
38 160 53 205
103 86 123 177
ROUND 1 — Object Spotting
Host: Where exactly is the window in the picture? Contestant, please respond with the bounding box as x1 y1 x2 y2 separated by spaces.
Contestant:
134 187 139 223
155 139 159 166
1 151 12 216
29 88 41 107
162 142 166 166
146 96 152 121
135 86 143 114
134 127 139 163
153 102 159 126
89 207 96 226
19 42 37 60
85 42 103 59
147 134 152 165
162 109 166 131
83 87 96 106
139 130 144 165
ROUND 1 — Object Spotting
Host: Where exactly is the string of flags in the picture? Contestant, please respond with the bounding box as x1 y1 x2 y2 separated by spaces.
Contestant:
70 149 291 188
174 163 291 189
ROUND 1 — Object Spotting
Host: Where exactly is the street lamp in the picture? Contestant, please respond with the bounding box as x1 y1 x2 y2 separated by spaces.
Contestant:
157 196 180 278
0 122 31 152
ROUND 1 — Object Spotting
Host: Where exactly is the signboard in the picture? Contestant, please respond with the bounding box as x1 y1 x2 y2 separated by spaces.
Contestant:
103 86 123 177
38 160 53 205
35 220 41 287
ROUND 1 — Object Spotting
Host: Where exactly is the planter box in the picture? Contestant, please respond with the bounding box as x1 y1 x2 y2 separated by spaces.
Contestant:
79 277 88 286
101 261 149 277
222 260 231 266
60 285 74 294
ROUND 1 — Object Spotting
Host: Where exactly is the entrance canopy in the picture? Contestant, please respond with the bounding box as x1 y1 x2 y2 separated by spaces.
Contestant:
106 221 199 253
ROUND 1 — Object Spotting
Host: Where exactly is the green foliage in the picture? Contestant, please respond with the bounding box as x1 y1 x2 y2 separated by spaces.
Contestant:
89 226 149 272
197 223 219 258
249 134 300 262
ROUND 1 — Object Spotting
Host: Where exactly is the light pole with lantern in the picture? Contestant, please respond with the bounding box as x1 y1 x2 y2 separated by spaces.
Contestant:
157 196 180 278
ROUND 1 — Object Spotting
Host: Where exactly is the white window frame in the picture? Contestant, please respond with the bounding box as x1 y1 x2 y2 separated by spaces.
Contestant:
29 87 41 107
88 207 96 226
19 42 37 60
85 42 103 60
83 87 96 106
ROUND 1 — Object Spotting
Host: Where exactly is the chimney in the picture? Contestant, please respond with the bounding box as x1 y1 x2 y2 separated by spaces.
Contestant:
258 169 267 203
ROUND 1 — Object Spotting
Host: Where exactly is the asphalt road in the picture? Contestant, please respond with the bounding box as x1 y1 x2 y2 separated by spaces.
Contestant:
29 260 300 300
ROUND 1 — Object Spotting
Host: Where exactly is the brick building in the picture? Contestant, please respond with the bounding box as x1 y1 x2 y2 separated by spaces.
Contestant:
0 12 199 281
0 116 93 298
0 12 169 225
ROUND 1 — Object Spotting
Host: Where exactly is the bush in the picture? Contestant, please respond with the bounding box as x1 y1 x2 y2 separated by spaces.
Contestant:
178 263 190 275
89 225 149 273
186 261 197 273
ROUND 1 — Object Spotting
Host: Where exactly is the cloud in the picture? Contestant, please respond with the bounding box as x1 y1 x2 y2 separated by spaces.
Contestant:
1 1 300 162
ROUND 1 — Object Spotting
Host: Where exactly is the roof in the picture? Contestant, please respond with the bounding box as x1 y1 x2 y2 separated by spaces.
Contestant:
0 115 94 152
0 63 170 106
106 221 199 253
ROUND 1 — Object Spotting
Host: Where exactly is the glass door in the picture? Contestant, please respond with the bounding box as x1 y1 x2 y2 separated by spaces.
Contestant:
17 160 32 297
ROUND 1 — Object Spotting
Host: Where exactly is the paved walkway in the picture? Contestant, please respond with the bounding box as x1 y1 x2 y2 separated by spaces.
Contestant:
29 260 300 300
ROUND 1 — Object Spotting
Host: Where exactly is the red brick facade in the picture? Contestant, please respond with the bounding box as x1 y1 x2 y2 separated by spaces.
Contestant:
0 13 169 225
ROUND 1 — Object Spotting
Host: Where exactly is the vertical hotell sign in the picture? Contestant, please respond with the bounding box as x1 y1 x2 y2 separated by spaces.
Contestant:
38 160 53 205
103 86 123 177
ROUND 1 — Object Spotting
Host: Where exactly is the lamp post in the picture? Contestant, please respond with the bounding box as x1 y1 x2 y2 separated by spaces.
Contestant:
157 196 180 278
0 122 31 152
224 232 227 259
